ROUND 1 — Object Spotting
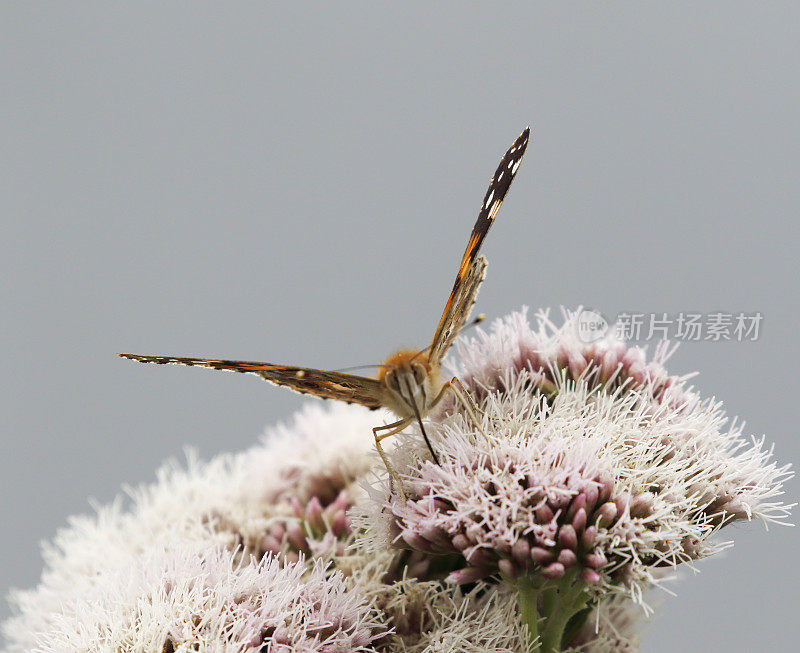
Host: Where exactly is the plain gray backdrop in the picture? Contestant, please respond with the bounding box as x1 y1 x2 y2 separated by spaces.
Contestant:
2 4 798 651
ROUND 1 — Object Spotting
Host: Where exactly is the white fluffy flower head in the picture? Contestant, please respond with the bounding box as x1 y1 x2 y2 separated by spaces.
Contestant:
8 545 383 652
3 403 382 652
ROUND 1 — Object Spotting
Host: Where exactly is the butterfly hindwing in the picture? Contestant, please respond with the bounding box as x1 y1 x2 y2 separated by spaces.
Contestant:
118 354 384 408
430 127 530 359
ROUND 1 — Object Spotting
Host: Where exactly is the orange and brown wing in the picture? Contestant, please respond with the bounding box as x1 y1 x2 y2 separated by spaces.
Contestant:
119 354 385 408
429 255 487 364
429 126 530 362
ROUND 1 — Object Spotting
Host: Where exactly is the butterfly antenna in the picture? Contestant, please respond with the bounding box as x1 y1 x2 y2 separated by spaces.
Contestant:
462 313 486 333
331 364 387 373
408 314 486 364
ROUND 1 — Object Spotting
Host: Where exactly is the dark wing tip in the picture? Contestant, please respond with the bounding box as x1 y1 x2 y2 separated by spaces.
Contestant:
119 353 165 364
119 353 147 363
509 127 531 158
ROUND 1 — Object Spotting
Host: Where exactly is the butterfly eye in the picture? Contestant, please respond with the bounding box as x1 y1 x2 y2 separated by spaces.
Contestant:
411 363 427 386
384 369 400 392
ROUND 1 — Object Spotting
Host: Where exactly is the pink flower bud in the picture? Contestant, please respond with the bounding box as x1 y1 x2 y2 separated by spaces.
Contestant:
572 507 588 533
630 492 654 518
535 504 555 523
401 530 432 552
581 568 601 583
585 551 608 569
558 525 578 550
498 558 519 578
566 493 587 521
581 526 597 548
512 539 530 564
330 510 348 537
541 562 566 579
446 566 491 585
304 496 324 529
597 501 618 526
530 547 555 565
452 534 471 551
286 523 308 552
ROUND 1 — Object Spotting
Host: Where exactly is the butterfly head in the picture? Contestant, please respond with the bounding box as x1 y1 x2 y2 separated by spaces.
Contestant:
378 349 442 418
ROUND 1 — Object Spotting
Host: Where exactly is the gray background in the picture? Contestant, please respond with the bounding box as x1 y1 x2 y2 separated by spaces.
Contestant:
2 4 798 650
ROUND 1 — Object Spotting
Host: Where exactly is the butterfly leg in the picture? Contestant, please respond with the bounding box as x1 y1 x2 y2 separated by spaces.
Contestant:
450 377 487 432
373 418 412 499
428 377 487 440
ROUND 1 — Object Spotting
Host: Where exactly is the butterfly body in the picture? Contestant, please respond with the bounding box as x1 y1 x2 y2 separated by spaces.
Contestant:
121 127 531 488
377 349 444 421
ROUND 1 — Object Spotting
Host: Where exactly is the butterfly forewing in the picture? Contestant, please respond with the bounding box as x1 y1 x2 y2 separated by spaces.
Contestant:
429 127 530 360
119 354 384 408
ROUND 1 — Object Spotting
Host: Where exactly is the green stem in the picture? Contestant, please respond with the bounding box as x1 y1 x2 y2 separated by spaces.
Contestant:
538 577 590 653
511 572 592 653
514 575 542 646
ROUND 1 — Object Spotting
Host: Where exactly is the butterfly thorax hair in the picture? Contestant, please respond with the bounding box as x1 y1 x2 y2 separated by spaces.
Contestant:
377 348 444 419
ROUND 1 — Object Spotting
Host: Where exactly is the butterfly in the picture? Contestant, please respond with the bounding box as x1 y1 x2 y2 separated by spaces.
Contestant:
121 127 530 492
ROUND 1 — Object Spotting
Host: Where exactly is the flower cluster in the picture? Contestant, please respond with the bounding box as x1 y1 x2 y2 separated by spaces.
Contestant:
10 544 382 652
2 308 791 652
2 403 380 652
448 309 693 410
258 488 354 563
380 373 788 597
